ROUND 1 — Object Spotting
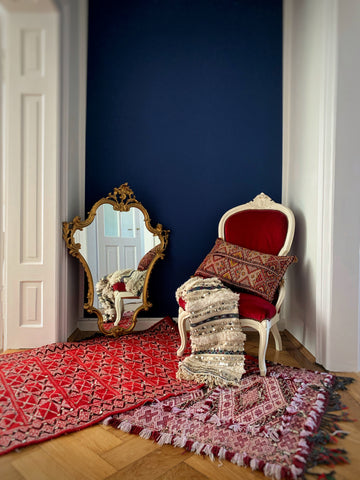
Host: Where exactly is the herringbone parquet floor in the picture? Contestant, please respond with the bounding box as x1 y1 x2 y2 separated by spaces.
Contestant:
1 327 359 480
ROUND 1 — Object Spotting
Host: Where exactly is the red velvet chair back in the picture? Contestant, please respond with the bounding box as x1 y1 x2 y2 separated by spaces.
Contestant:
223 209 289 255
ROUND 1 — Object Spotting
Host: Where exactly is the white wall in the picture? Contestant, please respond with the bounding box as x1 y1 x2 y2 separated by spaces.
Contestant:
282 0 327 355
328 1 360 371
283 0 360 371
55 0 88 341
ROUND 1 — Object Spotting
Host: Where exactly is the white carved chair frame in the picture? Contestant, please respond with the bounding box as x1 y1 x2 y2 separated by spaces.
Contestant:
176 193 295 376
113 291 143 326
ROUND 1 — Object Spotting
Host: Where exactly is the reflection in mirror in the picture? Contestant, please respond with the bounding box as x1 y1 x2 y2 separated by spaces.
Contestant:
63 184 169 336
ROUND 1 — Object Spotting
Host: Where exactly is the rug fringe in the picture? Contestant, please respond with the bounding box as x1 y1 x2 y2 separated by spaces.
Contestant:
139 427 152 440
105 374 355 480
305 470 337 480
303 375 355 480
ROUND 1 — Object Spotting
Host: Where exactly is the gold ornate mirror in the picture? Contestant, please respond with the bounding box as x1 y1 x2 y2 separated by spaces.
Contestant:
62 183 169 336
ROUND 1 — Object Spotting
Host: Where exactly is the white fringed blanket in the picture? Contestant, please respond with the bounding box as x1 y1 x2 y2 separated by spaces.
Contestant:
176 277 246 387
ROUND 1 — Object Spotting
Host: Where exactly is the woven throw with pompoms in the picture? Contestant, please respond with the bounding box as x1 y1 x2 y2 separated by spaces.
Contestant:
176 277 246 387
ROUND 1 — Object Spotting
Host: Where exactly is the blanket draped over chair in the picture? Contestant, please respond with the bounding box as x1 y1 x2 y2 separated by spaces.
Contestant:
176 277 246 387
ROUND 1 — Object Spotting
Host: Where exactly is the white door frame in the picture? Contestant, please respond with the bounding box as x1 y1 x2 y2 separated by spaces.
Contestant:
56 0 88 342
0 0 87 349
0 5 6 351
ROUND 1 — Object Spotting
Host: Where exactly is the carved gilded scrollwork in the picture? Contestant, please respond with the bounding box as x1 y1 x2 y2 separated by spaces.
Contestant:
62 183 169 337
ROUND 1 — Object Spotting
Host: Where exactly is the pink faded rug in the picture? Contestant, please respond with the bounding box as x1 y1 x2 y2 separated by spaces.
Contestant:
105 357 353 480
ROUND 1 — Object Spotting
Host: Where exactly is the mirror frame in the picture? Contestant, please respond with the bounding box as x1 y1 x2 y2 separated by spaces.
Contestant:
62 183 169 336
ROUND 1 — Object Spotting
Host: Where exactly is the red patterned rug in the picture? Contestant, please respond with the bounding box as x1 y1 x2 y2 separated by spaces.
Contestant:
105 357 354 480
0 318 199 455
102 310 134 331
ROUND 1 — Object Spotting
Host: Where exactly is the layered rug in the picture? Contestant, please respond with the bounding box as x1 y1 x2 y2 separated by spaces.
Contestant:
105 356 354 480
0 318 199 455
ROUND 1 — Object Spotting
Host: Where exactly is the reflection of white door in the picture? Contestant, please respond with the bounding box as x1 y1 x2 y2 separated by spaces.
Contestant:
97 206 143 278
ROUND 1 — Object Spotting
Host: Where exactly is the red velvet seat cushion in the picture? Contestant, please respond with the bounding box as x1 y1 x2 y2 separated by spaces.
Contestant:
178 297 186 310
178 292 276 322
224 209 288 255
238 292 276 321
112 282 127 292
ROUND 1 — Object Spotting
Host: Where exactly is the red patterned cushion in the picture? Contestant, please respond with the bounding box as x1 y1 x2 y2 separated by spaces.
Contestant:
194 238 297 302
137 245 161 271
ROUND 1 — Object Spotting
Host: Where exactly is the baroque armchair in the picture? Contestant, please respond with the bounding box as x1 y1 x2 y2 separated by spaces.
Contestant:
176 193 296 376
96 245 161 326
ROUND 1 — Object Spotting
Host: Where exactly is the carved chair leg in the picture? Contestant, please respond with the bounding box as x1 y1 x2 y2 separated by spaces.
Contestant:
271 323 283 351
177 309 189 356
113 294 125 326
258 320 270 376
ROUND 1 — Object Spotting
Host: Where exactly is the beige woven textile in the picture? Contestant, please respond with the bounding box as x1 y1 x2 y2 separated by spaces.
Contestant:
176 277 246 387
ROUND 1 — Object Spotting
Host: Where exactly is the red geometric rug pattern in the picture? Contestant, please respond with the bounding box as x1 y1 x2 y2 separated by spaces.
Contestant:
0 318 199 455
102 310 134 331
106 357 353 480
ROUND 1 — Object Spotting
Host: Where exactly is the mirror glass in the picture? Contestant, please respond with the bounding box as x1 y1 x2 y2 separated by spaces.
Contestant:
63 184 169 336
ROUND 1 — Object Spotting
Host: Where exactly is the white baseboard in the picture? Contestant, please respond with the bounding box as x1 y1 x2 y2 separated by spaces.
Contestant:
77 317 172 332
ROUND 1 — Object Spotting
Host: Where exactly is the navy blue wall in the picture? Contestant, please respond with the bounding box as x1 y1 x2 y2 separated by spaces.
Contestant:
86 0 283 317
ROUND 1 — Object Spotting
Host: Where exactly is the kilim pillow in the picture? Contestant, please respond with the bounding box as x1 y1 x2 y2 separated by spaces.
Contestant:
194 238 297 302
137 245 161 271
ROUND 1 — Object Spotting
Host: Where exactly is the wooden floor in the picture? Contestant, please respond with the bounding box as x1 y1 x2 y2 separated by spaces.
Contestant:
1 329 359 480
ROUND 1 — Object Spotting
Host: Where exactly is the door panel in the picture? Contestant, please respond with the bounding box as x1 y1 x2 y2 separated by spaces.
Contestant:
97 205 143 278
4 12 59 348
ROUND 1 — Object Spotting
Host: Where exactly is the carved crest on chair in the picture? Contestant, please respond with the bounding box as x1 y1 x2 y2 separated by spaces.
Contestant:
247 192 275 209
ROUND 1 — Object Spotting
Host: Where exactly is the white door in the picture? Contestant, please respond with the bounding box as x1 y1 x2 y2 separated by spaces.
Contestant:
96 206 143 279
3 9 60 349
